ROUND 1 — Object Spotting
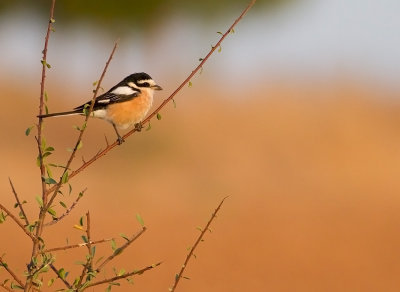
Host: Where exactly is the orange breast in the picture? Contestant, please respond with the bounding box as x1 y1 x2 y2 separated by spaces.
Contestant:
105 92 152 129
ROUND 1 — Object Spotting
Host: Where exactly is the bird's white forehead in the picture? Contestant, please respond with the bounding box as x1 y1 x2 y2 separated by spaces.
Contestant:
136 79 156 86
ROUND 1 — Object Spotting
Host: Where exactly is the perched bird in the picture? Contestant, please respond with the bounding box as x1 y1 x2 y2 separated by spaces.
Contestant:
38 72 162 144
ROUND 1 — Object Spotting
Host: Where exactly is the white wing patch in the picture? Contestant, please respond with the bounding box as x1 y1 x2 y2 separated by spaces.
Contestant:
111 86 136 95
97 99 110 104
92 109 107 118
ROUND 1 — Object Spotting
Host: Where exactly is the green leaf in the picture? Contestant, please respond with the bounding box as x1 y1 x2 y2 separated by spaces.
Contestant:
91 246 96 258
44 91 49 102
48 278 55 287
61 172 69 184
58 268 66 280
217 31 223 35
42 177 57 185
35 196 43 207
47 208 57 217
25 126 34 136
111 239 117 251
76 141 83 150
118 269 125 276
136 214 145 227
119 233 129 241
59 201 67 208
188 81 193 87
45 104 49 114
10 282 24 290
199 58 204 61
69 184 73 195
156 113 162 120
45 146 55 152
218 45 222 52
79 216 84 226
0 212 6 223
81 235 88 243
113 248 122 256
145 122 152 131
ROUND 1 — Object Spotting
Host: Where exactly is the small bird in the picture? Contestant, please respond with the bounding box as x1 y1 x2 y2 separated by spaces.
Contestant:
38 72 162 144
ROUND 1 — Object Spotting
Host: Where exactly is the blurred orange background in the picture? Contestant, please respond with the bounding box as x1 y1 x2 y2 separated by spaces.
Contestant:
1 0 400 291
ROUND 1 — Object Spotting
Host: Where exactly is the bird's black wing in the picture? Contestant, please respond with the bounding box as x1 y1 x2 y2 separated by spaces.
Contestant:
73 90 139 112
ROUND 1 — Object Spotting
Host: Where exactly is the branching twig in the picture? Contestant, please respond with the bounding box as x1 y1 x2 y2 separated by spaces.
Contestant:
96 227 147 272
169 197 228 292
42 238 112 253
49 263 72 289
44 0 256 192
76 212 93 289
0 256 25 288
0 203 34 241
0 283 13 292
45 40 119 212
8 178 29 226
86 262 162 289
43 188 86 227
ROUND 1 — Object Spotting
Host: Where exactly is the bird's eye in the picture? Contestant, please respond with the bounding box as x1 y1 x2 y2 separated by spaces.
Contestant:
141 82 150 87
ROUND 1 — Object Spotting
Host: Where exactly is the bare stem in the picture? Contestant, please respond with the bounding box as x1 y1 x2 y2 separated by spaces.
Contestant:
44 0 256 191
169 197 228 292
43 188 86 227
0 256 25 288
0 203 34 241
45 40 119 211
96 227 146 272
86 262 162 289
42 238 112 253
8 178 29 226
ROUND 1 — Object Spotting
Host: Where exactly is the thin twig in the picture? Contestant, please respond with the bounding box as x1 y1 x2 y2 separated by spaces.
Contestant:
0 283 13 292
8 178 29 226
42 238 112 253
28 3 57 288
45 40 119 211
49 263 72 289
0 203 34 241
0 256 25 288
96 227 147 272
76 212 93 289
86 262 162 289
43 188 86 227
169 196 228 292
44 0 256 191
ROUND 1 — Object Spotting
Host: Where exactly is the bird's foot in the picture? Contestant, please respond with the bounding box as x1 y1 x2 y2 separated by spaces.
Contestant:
134 122 143 132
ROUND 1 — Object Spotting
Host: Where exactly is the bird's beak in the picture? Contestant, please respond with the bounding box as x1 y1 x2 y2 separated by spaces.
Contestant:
152 84 163 91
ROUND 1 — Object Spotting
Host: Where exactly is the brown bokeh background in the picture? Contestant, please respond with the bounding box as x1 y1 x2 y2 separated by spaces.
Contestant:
1 78 400 291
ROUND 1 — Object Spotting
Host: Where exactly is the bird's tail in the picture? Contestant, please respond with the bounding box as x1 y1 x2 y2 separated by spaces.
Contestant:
37 110 81 118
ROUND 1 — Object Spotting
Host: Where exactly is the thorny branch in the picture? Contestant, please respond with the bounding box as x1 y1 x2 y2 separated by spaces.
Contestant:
8 178 29 226
96 227 147 272
44 0 257 194
169 197 228 292
0 203 34 241
0 256 25 288
86 262 162 289
42 238 112 253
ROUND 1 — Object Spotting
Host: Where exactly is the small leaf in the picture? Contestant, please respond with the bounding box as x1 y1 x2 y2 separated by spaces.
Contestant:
61 172 69 184
45 104 49 114
35 196 43 207
50 18 56 23
45 146 55 152
25 126 34 136
79 216 84 226
231 28 235 33
136 214 145 226
69 184 73 195
218 45 222 52
113 248 122 256
199 58 204 61
59 201 67 208
0 212 6 223
48 278 55 287
120 233 129 241
10 282 24 290
47 208 57 217
44 91 49 102
76 141 83 150
111 239 117 251
188 81 193 87
73 225 84 231
156 113 162 120
118 269 125 276
146 122 152 131
217 31 223 35
81 235 88 243
172 99 177 108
